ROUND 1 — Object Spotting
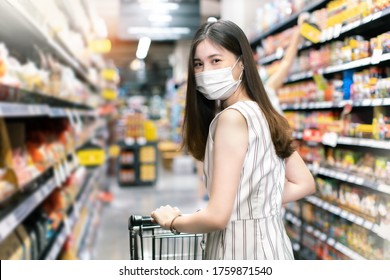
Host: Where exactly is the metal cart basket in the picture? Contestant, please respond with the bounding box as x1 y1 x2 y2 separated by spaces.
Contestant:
128 215 204 260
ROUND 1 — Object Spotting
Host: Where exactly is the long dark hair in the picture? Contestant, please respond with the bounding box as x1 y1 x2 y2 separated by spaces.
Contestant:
182 20 294 161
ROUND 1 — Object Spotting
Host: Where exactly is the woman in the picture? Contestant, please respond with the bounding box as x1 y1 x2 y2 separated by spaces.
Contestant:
151 20 315 260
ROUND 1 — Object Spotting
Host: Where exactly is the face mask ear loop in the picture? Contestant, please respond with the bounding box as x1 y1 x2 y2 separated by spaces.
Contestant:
233 56 243 81
238 69 244 81
232 56 241 70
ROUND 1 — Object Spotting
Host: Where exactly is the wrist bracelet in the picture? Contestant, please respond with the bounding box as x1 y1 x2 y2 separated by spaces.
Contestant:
169 214 182 235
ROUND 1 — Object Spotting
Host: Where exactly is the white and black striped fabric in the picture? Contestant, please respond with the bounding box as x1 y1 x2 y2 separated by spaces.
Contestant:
203 100 294 260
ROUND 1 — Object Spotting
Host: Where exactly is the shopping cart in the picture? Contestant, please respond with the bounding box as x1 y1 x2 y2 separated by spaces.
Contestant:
128 215 204 260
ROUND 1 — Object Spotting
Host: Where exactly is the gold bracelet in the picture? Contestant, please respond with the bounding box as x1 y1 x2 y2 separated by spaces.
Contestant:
169 214 182 235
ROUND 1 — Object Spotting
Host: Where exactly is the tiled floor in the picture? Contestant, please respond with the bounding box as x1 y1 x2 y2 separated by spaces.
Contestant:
92 166 206 260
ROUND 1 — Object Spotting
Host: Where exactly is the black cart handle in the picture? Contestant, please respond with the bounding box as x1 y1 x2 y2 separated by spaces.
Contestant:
128 215 156 229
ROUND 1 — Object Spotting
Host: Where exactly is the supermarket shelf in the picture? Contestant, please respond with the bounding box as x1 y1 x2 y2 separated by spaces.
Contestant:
78 199 104 260
308 164 390 195
44 165 104 260
0 102 50 117
250 0 329 48
284 209 366 260
1 0 98 91
304 225 366 260
0 155 78 243
285 52 390 83
258 51 284 65
260 8 390 65
304 196 383 237
336 136 390 150
293 129 390 150
0 174 55 243
282 97 390 111
284 210 302 227
0 84 94 111
0 102 97 119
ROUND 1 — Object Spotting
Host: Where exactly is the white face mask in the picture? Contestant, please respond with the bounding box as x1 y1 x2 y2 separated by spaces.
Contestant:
195 57 243 100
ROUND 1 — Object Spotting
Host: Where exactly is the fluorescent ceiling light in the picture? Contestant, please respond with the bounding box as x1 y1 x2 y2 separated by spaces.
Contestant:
136 37 151 59
148 14 172 23
140 2 179 11
96 17 108 38
128 27 191 35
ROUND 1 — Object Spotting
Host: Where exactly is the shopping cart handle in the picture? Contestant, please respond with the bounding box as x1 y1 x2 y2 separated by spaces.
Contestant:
129 215 156 229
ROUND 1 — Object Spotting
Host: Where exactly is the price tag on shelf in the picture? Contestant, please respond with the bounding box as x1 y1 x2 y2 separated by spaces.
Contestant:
347 175 357 183
326 27 334 41
355 216 364 226
362 14 373 24
339 173 348 181
372 99 383 106
372 10 383 20
59 162 66 183
348 213 357 222
124 137 135 146
65 109 77 129
322 132 338 147
340 210 349 219
355 177 364 186
329 170 337 178
361 99 372 106
54 166 61 187
320 30 327 42
293 243 300 251
371 48 383 65
332 206 341 215
0 213 18 242
73 110 83 134
378 184 390 195
63 216 72 236
333 24 342 38
327 238 336 246
323 202 330 210
383 98 390 106
363 220 374 230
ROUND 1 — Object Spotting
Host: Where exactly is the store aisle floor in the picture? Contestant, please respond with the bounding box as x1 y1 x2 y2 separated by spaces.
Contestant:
92 166 206 260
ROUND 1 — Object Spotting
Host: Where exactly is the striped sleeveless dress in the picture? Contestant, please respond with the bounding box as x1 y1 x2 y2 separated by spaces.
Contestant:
203 100 294 260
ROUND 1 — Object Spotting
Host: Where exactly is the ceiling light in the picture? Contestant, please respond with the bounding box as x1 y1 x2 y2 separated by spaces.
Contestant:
136 37 151 59
128 27 191 35
140 2 179 11
148 14 172 23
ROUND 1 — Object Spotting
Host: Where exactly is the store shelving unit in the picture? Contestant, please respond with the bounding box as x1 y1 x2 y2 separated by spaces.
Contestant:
117 140 158 187
44 164 105 260
0 1 109 260
253 1 390 260
250 0 330 49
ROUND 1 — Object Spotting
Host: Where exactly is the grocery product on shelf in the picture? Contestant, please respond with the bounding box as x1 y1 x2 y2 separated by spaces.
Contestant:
0 0 113 260
115 106 159 187
253 0 390 259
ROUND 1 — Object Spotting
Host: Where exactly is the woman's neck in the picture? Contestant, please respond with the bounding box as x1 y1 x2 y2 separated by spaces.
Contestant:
221 86 250 109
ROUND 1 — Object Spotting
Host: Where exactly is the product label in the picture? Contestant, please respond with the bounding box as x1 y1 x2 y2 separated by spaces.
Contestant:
300 22 322 43
77 149 106 166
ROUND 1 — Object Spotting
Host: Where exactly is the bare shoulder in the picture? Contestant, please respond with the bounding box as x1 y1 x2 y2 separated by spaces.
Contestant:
217 108 247 127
